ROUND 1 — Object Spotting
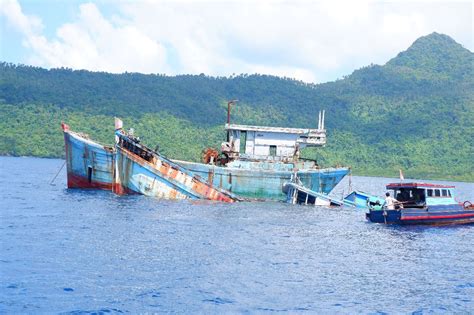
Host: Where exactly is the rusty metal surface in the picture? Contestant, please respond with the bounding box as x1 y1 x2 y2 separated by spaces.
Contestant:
201 147 219 164
114 132 239 202
175 159 349 200
61 121 346 202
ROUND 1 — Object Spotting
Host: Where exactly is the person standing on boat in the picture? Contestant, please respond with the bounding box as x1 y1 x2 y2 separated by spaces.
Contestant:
293 144 301 161
384 192 399 210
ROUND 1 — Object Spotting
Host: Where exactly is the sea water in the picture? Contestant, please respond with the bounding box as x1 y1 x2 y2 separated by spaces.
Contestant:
1 156 473 313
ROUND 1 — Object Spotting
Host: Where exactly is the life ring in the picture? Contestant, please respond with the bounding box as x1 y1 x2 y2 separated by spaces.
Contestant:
463 200 473 209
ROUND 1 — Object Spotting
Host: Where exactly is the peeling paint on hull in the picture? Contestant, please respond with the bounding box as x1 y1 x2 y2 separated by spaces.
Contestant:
114 134 239 202
175 160 349 200
63 124 238 202
62 123 346 202
63 125 115 190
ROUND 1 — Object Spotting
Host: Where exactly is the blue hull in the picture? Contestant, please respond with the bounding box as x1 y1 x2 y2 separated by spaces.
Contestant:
62 123 348 201
63 127 114 189
367 205 474 225
113 134 239 202
175 160 349 200
114 146 198 199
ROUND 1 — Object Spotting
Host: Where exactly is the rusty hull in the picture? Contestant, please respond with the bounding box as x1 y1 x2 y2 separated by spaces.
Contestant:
114 132 240 202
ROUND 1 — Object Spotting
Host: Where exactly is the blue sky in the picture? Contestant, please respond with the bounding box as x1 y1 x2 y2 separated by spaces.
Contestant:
1 0 472 83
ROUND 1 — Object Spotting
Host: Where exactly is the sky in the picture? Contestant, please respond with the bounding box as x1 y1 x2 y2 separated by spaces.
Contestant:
0 0 472 83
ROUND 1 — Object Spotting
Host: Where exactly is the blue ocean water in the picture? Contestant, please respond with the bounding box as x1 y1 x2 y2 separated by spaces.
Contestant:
1 156 473 313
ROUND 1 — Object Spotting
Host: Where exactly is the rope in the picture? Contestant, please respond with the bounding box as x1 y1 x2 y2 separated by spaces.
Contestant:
50 161 66 185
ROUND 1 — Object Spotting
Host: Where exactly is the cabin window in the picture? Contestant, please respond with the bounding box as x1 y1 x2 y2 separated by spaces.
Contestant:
427 189 433 197
448 190 452 197
269 145 277 157
413 189 425 203
434 189 441 197
442 189 448 197
240 131 247 153
396 189 410 201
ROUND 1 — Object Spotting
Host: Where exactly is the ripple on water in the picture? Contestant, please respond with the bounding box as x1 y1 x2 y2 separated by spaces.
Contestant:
1 156 473 313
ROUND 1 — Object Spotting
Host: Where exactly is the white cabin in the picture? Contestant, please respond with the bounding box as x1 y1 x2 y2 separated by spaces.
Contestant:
224 111 327 161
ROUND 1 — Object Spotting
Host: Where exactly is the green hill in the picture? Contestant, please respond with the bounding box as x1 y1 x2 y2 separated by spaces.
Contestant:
1 32 473 181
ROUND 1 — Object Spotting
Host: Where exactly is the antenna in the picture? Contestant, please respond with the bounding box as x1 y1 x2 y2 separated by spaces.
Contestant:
227 99 239 124
321 110 325 130
227 99 238 141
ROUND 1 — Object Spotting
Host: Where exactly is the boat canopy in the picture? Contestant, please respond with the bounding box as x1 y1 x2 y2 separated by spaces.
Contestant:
386 182 457 207
386 182 455 189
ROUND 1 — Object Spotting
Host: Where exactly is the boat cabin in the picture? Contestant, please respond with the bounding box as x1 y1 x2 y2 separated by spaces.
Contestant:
223 111 327 161
386 182 457 208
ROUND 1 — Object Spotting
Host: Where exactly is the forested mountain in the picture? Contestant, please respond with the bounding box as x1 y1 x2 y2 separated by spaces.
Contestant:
1 32 473 181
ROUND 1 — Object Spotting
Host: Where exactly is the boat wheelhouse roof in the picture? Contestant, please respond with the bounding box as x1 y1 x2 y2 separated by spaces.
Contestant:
225 123 323 134
386 182 455 189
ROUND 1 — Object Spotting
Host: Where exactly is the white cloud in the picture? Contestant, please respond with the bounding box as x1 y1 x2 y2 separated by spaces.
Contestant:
1 0 167 73
1 0 472 83
0 0 42 36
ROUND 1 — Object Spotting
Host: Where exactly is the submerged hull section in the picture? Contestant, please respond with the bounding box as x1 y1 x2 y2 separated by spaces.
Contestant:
367 205 474 225
62 124 114 190
114 134 239 202
344 191 385 209
283 182 346 206
175 160 349 200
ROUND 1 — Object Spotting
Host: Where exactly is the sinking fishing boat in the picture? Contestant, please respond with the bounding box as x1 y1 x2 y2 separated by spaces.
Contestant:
175 106 349 200
61 102 348 201
61 123 115 190
283 182 348 206
366 182 474 225
61 121 239 202
113 120 240 202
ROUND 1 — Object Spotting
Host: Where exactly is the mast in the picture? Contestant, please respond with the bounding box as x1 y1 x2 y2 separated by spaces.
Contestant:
226 99 238 141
